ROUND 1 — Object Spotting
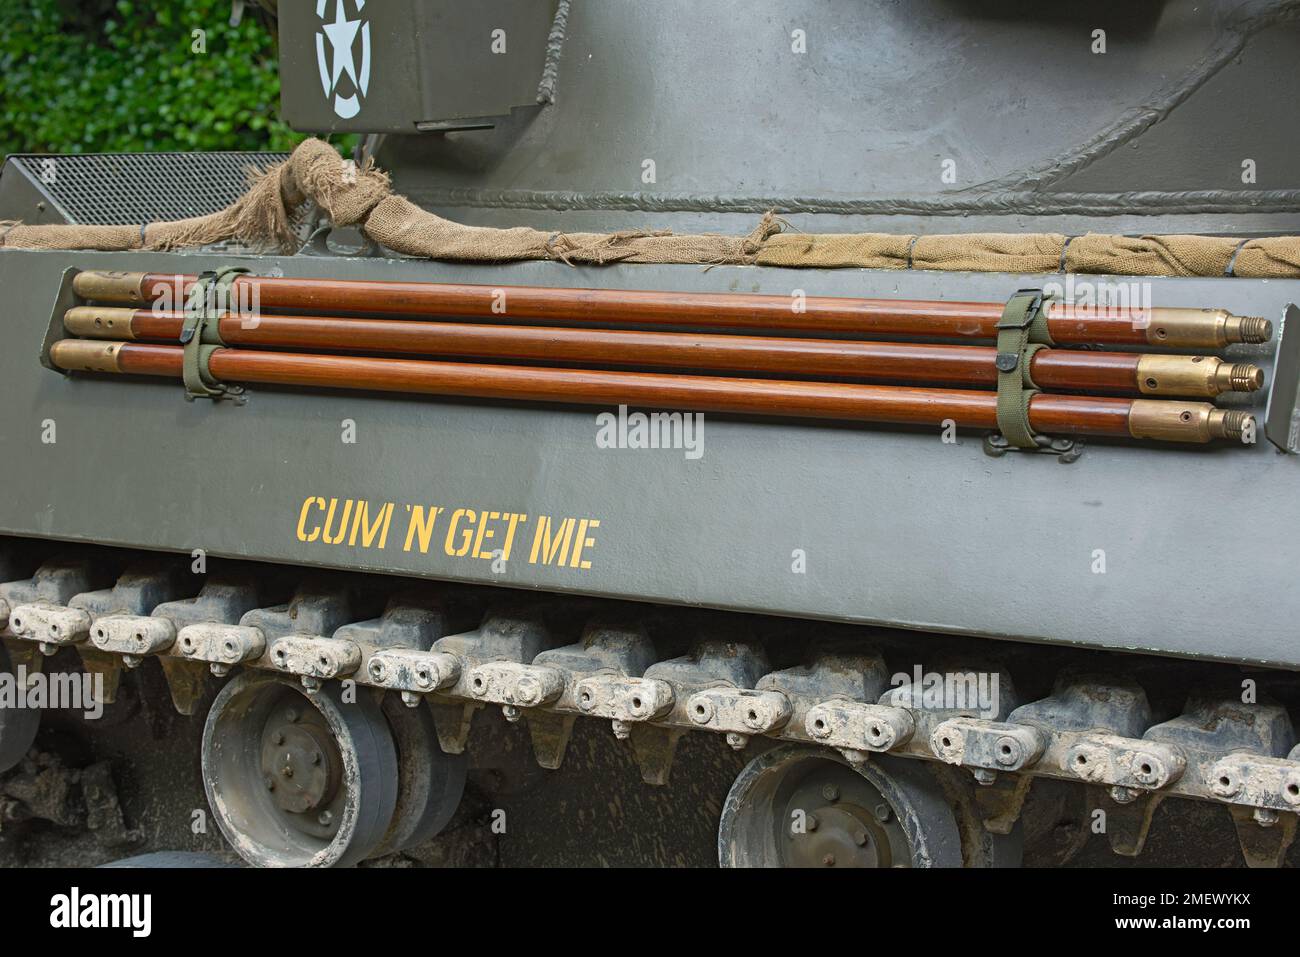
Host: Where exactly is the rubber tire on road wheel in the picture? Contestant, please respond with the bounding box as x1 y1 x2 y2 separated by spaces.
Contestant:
0 643 42 773
373 695 467 856
719 745 966 867
202 672 398 868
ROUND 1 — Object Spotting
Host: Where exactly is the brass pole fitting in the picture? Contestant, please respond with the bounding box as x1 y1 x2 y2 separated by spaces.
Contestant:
1128 399 1255 443
63 306 137 340
1135 354 1265 397
71 270 149 305
1143 308 1272 348
49 340 125 374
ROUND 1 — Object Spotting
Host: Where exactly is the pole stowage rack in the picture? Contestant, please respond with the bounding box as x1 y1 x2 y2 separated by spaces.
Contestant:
45 269 1265 454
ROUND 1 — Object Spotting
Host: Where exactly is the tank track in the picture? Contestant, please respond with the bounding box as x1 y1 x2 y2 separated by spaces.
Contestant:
2 539 1298 865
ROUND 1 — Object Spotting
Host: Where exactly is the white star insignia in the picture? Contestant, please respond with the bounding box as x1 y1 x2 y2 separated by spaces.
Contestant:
322 2 361 92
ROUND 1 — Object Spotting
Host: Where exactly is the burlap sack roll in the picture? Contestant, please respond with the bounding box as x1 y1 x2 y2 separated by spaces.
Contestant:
3 136 1300 280
144 168 295 251
1064 234 1241 277
0 222 143 251
364 196 555 261
755 231 914 269
912 233 1067 273
1233 237 1300 278
1 138 390 254
544 228 719 265
145 140 390 252
553 213 781 265
363 201 778 265
283 138 389 228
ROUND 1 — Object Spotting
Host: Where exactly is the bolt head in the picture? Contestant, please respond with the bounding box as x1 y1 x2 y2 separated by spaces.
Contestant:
1282 773 1300 806
514 677 541 705
1211 771 1240 798
1254 807 1279 828
808 712 832 739
689 697 715 724
1109 785 1139 804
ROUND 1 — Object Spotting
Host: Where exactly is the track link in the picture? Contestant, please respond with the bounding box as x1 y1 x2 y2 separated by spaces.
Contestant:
2 544 1298 864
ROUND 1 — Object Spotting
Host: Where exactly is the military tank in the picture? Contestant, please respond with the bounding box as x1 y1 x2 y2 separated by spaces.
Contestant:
2 0 1300 870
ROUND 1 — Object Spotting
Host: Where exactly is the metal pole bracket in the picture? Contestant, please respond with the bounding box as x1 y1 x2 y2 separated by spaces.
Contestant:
181 266 250 403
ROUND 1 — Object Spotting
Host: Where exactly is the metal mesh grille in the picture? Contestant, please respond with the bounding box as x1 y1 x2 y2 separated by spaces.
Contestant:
10 151 288 225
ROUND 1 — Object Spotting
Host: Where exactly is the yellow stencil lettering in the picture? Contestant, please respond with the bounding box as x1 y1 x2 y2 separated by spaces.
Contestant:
529 516 574 566
444 508 477 557
500 513 527 561
349 500 394 549
570 519 600 569
296 497 326 543
322 498 354 545
472 511 502 559
403 505 443 553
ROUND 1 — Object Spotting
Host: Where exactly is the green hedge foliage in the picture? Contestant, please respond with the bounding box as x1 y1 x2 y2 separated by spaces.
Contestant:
0 0 303 156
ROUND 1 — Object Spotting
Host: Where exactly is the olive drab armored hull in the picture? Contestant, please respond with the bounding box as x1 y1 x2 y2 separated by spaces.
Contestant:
2 0 1300 868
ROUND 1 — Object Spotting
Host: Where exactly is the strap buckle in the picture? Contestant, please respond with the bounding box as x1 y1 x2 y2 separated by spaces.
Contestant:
997 290 1043 328
995 289 1043 373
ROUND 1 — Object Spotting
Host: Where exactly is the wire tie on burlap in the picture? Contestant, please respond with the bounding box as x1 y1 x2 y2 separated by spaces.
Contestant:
1224 238 1251 277
1058 236 1077 274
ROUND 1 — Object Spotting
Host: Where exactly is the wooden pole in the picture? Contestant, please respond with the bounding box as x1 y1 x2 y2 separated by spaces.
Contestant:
48 340 1253 443
70 271 1272 350
63 307 1264 398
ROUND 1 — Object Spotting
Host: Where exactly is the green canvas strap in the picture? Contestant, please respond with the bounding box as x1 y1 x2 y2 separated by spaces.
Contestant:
994 289 1054 448
180 267 248 400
